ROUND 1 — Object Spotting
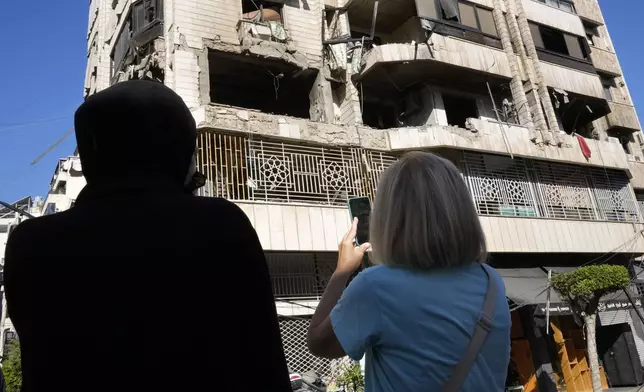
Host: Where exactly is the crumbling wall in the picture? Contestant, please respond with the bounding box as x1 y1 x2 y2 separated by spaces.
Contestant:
200 104 388 148
112 39 167 84
309 73 336 123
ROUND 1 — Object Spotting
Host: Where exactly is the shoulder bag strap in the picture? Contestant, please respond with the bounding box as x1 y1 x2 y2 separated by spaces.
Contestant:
442 263 498 392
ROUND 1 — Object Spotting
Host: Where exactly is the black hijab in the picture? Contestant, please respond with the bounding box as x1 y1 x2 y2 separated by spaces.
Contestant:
74 80 197 191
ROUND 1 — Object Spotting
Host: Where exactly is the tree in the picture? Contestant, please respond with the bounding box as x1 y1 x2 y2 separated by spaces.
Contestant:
3 339 21 392
551 264 630 392
336 362 364 392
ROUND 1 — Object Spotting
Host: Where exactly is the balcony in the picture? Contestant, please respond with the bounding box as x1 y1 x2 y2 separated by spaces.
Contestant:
234 201 644 253
572 0 604 25
523 0 586 36
195 104 631 171
590 47 621 76
387 119 630 171
605 101 641 132
358 36 514 83
197 129 640 219
629 161 644 189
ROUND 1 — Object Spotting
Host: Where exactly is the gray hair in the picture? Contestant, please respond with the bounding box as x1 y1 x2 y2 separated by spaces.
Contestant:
369 151 487 270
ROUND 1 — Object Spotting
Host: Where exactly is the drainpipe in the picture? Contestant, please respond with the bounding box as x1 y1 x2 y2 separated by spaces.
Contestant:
512 0 563 145
491 0 536 141
503 0 547 144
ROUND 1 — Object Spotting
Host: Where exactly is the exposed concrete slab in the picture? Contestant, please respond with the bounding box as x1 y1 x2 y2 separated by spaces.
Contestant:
197 104 631 173
387 118 631 172
204 36 311 70
199 104 389 149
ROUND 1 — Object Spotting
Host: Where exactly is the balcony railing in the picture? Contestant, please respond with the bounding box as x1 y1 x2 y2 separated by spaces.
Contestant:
463 152 641 223
196 130 396 205
197 130 642 223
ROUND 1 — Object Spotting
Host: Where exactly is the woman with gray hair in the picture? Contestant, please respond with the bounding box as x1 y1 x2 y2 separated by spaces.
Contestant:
307 151 510 391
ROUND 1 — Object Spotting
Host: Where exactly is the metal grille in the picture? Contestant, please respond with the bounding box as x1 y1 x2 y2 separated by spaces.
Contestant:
462 152 640 223
279 316 351 381
267 252 336 298
247 140 362 205
196 130 399 206
589 168 641 222
636 192 644 219
197 131 249 200
531 161 597 220
198 131 640 223
462 153 538 217
362 150 399 201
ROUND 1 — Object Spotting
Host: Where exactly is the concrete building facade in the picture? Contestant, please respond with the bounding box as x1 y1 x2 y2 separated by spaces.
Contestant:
75 0 644 388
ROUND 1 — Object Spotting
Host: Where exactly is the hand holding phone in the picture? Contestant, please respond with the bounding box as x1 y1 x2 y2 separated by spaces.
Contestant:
348 197 371 246
337 217 371 275
347 197 372 270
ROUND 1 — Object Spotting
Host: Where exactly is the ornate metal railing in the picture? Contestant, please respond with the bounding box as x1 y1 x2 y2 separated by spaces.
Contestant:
196 130 396 205
197 130 641 223
462 152 641 223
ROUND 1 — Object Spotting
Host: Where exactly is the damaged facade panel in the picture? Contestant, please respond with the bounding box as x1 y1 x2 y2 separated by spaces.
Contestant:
110 0 165 84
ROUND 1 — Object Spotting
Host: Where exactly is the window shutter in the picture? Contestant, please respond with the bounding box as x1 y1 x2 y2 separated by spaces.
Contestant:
415 0 438 20
529 23 544 48
132 1 146 33
478 8 497 36
458 2 478 29
564 33 584 59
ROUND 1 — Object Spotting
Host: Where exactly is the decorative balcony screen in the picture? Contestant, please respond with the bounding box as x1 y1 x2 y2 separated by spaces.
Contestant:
197 129 640 223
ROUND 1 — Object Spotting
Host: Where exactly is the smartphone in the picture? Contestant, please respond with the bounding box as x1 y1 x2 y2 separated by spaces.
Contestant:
348 197 371 246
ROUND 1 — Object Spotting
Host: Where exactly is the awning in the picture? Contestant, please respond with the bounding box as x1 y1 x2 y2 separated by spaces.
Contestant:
498 267 642 316
497 268 562 306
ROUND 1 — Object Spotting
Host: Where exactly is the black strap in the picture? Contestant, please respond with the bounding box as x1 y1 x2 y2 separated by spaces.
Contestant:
442 263 498 392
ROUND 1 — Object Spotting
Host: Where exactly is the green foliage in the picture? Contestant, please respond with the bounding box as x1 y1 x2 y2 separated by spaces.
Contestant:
336 362 364 392
551 264 630 315
552 265 630 298
3 339 22 392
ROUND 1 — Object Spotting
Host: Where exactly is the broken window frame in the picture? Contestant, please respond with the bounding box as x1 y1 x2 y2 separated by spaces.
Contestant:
241 0 285 24
110 0 164 80
131 0 164 33
434 0 498 38
529 22 592 65
601 76 613 101
322 6 375 45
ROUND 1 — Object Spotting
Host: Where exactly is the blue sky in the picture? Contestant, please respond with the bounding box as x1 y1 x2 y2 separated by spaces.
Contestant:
0 1 642 203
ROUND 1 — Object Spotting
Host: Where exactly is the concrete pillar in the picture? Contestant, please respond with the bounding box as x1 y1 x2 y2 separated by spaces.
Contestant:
512 0 563 145
491 0 536 141
309 72 336 123
502 0 547 143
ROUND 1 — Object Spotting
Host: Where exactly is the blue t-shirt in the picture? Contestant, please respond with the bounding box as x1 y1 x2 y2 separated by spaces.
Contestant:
330 263 511 392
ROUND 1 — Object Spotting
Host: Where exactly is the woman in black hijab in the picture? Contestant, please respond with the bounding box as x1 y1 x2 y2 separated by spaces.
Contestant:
4 80 291 392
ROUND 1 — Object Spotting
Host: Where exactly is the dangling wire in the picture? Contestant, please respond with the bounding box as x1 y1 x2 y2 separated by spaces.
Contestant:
265 68 283 100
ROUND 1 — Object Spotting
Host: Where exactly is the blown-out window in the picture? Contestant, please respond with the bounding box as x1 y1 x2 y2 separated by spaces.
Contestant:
530 22 588 61
439 1 498 36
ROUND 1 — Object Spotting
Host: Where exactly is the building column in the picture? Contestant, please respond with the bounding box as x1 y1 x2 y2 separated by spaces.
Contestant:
491 0 535 140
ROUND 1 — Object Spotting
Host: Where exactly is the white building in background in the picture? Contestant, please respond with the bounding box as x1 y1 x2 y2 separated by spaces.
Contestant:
0 197 42 264
41 156 86 216
0 197 42 357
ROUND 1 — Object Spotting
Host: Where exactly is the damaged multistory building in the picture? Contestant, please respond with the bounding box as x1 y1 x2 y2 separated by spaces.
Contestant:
73 0 644 389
